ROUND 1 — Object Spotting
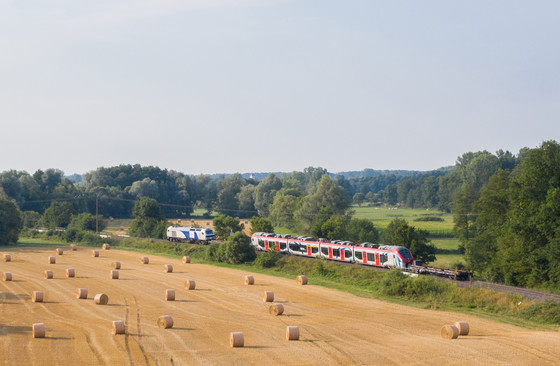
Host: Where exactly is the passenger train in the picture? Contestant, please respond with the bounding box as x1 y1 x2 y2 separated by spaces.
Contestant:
251 232 414 269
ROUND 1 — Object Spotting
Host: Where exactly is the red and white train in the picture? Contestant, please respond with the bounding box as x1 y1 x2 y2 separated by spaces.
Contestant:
251 232 414 269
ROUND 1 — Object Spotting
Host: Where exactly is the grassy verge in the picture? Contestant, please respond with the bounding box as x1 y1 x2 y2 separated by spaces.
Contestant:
13 236 560 331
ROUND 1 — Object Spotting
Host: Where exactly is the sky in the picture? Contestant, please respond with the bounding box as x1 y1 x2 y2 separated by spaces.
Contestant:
1 0 559 176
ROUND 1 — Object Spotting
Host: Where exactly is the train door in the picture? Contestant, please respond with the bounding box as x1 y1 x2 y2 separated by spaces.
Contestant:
340 248 345 261
375 254 380 266
363 252 367 264
307 246 312 256
328 247 333 260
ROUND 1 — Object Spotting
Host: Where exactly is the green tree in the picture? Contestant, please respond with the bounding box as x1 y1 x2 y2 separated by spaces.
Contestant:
128 197 167 239
237 185 256 216
268 189 301 230
353 192 365 207
347 218 379 243
253 174 282 216
383 218 436 264
22 210 41 228
213 215 243 240
0 199 23 245
250 216 274 234
223 232 256 264
69 213 105 232
41 201 76 229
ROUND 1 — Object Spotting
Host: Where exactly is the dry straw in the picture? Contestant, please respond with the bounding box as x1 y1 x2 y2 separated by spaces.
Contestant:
56 248 63 255
110 270 119 279
2 272 12 281
157 315 174 329
165 289 175 301
454 321 470 336
76 288 88 299
66 268 75 278
102 243 110 250
286 326 300 341
164 264 173 273
69 244 77 251
441 325 459 339
32 323 46 338
43 270 53 279
48 256 55 264
3 254 11 262
185 279 196 290
92 250 99 257
230 332 244 347
32 291 44 303
245 275 254 285
263 291 274 302
297 275 308 285
94 293 109 305
182 256 191 264
112 261 121 269
140 256 149 264
269 303 284 316
112 321 125 335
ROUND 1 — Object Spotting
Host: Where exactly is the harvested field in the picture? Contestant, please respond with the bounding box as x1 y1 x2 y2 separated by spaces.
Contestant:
0 247 559 365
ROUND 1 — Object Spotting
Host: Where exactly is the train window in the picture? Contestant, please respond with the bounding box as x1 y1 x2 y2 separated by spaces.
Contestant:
355 251 363 260
258 239 265 248
380 254 388 263
333 249 340 257
321 247 329 255
289 243 299 251
311 247 319 254
344 250 352 258
398 248 412 260
280 242 287 250
366 253 375 262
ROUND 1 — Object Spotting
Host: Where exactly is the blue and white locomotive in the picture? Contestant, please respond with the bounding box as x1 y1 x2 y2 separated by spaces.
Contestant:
167 226 216 244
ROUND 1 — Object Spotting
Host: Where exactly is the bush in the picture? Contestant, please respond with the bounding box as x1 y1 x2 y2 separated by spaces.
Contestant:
223 232 256 264
255 250 281 268
414 216 444 222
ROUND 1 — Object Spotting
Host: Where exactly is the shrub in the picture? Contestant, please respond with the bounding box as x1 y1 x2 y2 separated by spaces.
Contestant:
223 232 255 264
255 250 281 268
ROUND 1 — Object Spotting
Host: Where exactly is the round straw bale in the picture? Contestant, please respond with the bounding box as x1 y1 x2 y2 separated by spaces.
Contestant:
76 288 88 299
163 264 173 273
297 275 308 285
286 326 300 341
32 291 44 303
32 323 45 338
92 250 99 257
69 244 77 251
66 268 75 278
185 279 196 290
182 256 191 264
110 270 119 279
3 272 12 281
102 243 110 250
263 291 274 302
454 321 470 336
157 315 173 329
112 261 121 269
4 254 11 262
112 321 125 335
165 289 175 301
230 332 244 347
43 270 53 279
56 248 63 255
94 293 109 305
245 275 254 285
441 324 459 339
140 256 149 264
269 303 284 316
48 256 56 264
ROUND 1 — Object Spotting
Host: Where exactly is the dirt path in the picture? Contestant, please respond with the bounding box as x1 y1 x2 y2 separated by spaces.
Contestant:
1 247 558 365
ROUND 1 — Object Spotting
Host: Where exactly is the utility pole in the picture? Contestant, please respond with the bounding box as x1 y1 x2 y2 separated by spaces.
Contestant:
96 194 99 233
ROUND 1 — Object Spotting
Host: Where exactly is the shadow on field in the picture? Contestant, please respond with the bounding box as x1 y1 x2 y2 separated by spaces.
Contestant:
1 325 30 335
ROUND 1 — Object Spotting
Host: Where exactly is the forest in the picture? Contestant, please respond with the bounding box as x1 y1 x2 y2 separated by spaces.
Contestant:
1 140 559 290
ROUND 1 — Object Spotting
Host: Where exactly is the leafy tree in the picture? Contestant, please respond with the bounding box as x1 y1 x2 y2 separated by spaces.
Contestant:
346 218 379 243
253 174 282 216
223 232 256 264
215 174 245 215
0 199 23 245
22 210 41 228
383 218 436 263
41 201 76 229
129 178 160 199
128 197 167 238
213 215 243 240
69 213 105 232
250 216 274 234
318 215 349 240
268 188 301 230
237 185 256 216
353 192 365 207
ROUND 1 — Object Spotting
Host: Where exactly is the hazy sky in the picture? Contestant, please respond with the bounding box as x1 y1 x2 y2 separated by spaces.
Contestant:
1 1 559 176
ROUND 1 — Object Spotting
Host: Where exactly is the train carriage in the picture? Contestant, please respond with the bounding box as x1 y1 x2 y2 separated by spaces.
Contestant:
318 242 355 263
